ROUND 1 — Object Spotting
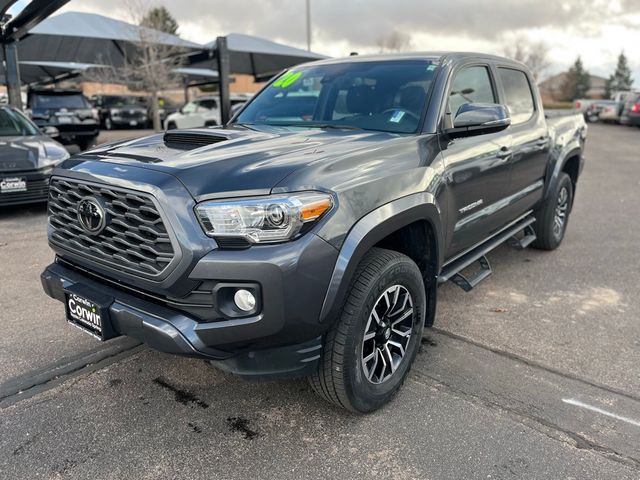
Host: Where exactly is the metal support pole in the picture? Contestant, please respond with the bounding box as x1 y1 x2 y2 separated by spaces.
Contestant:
3 41 22 109
306 0 312 51
183 78 189 105
216 36 231 125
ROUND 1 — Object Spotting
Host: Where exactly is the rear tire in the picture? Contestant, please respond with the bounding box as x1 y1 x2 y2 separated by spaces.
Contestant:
309 248 425 412
166 121 177 130
531 172 573 250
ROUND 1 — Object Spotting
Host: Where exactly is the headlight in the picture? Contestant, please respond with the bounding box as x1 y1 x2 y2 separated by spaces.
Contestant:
40 142 70 167
195 192 333 244
111 108 121 116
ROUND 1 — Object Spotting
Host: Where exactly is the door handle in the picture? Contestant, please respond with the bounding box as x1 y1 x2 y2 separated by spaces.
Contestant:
496 147 512 159
535 137 549 147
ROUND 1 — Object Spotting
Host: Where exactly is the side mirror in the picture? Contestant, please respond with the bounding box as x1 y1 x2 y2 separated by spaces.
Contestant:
445 103 511 138
42 126 60 138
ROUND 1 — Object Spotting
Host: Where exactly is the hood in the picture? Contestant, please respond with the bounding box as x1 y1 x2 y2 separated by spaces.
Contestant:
0 135 69 171
77 126 399 199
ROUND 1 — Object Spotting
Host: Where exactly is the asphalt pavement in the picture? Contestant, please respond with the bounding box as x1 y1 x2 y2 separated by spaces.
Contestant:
1 124 639 479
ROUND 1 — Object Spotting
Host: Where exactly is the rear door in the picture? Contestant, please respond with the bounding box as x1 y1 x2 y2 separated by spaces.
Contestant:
440 64 514 258
496 67 549 213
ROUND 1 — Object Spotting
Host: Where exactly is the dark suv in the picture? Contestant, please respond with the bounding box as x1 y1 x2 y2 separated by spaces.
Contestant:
90 95 148 130
28 89 99 150
41 53 586 412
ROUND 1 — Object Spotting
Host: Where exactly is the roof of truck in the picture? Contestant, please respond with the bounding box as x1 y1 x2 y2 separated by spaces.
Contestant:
300 52 526 68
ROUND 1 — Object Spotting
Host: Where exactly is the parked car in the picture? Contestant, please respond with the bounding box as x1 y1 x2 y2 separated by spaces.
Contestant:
27 89 99 150
165 95 249 129
574 98 598 118
90 95 148 130
41 52 586 412
620 94 640 127
0 106 69 206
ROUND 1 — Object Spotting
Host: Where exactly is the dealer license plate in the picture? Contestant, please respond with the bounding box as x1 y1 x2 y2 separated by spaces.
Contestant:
65 292 107 340
1 177 26 193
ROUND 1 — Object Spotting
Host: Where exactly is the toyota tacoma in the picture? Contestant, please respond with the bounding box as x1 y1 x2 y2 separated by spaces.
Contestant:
41 53 587 412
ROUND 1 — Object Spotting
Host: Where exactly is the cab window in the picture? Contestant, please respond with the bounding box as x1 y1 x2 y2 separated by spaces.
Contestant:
498 68 535 124
448 66 496 117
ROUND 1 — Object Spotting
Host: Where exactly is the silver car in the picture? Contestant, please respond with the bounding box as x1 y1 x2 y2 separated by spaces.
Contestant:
0 106 69 206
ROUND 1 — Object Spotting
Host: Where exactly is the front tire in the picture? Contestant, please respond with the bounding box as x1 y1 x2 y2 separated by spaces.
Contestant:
76 137 96 151
531 172 573 250
309 248 425 412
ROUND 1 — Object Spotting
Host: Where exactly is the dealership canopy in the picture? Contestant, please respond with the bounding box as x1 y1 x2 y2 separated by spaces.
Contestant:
0 60 105 85
191 33 326 80
14 11 202 67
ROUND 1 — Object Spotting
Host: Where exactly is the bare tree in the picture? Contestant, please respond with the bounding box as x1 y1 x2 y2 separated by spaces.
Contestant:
84 1 187 131
377 30 412 53
504 36 551 82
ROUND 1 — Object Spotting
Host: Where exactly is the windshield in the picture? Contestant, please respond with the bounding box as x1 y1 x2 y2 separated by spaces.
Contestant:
0 107 40 136
236 60 438 134
103 96 144 108
32 93 90 110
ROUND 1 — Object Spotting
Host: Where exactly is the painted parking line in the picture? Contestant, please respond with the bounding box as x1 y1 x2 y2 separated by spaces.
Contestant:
562 398 640 428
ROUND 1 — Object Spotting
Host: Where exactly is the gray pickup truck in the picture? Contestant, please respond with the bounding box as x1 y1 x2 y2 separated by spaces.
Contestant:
41 52 587 412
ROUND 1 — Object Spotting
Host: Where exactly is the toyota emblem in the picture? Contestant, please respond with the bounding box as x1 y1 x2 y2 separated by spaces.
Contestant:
77 197 107 235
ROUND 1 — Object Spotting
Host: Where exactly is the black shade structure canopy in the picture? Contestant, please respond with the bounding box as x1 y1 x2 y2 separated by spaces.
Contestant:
0 60 105 85
189 33 326 123
1 0 71 108
17 11 202 67
193 33 326 80
2 8 328 120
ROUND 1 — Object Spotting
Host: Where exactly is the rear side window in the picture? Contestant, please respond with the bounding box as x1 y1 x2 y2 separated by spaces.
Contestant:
498 68 535 124
448 66 496 117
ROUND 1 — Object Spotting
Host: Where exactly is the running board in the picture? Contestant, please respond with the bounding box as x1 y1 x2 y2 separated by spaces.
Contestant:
508 224 537 249
439 215 536 291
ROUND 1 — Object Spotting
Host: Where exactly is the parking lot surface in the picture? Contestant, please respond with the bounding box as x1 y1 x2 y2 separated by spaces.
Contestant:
1 124 639 479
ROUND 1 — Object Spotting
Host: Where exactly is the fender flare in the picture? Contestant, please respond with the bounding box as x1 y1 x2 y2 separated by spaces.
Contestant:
318 193 443 324
543 146 583 202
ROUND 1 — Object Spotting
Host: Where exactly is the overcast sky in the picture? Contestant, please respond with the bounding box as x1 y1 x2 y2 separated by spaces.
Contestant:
53 0 640 82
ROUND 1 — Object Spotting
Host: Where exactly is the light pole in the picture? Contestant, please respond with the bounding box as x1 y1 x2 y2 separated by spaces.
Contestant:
306 0 311 51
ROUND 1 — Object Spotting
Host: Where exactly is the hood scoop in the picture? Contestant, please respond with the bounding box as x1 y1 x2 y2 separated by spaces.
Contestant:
163 130 230 150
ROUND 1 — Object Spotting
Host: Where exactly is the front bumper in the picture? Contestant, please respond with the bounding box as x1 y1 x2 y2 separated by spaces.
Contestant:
41 231 338 378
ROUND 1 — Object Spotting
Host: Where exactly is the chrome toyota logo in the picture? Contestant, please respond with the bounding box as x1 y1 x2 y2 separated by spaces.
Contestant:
77 197 107 235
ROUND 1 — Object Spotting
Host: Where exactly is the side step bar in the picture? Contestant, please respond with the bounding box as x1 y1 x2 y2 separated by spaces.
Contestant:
439 215 536 291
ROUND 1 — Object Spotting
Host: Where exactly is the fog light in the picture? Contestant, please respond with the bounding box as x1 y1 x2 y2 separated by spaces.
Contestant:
234 289 256 312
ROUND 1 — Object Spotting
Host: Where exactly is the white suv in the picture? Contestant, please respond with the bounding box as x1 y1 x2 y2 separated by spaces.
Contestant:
165 95 250 130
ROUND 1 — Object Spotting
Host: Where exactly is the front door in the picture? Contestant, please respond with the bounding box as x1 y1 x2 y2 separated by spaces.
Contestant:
440 64 513 259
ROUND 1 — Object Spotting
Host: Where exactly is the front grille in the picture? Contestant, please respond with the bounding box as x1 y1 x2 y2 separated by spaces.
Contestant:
119 110 145 120
48 178 176 279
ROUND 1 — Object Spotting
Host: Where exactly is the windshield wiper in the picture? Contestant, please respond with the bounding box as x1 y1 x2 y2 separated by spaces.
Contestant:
305 123 364 131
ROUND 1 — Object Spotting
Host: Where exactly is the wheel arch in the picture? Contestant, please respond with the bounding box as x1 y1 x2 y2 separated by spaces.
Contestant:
318 193 443 327
544 146 583 203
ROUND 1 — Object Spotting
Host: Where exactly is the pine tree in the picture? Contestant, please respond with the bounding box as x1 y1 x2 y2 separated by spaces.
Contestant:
561 57 591 101
140 6 179 35
604 52 634 99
